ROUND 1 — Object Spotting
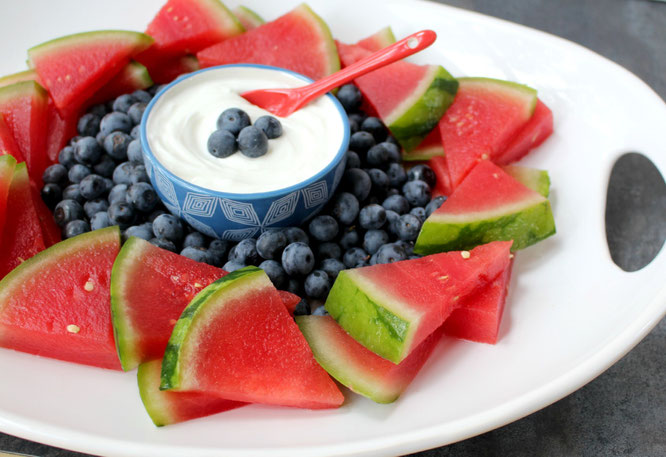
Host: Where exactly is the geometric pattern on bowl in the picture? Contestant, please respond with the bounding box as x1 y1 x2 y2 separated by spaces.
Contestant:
301 181 328 209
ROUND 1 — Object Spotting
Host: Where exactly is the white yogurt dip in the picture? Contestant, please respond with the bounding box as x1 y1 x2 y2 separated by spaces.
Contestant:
145 66 346 194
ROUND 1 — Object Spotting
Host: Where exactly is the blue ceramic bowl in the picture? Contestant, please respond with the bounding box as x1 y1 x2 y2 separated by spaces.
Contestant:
140 64 349 241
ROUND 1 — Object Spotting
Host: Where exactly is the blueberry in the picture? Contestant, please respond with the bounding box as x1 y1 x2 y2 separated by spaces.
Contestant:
67 164 90 183
229 238 259 265
183 231 207 249
407 164 437 188
425 195 447 217
149 84 166 96
368 168 389 195
63 220 90 239
256 230 288 260
345 150 361 170
222 260 245 272
207 129 237 158
104 132 132 161
258 259 287 288
127 102 147 125
339 227 361 250
349 131 375 155
409 206 426 222
180 246 211 264
312 306 329 316
79 174 106 200
348 113 365 128
96 131 106 145
40 183 62 209
126 182 158 212
387 162 407 188
374 242 408 264
396 214 422 241
147 209 167 223
343 168 371 202
281 242 315 276
343 247 369 268
112 94 137 113
308 215 339 242
385 209 400 236
42 164 67 184
402 180 431 207
348 116 359 134
286 278 302 296
316 242 341 260
87 104 107 118
386 136 400 147
132 89 152 103
359 203 386 230
208 239 230 262
319 258 345 280
84 198 109 219
54 199 84 227
304 270 330 299
108 201 136 228
382 194 410 214
283 227 309 244
130 124 141 139
384 142 402 163
363 229 389 254
129 164 149 184
152 214 184 243
58 146 77 168
102 177 114 194
336 84 361 112
73 137 102 165
330 192 359 226
93 154 116 178
238 126 268 158
217 107 251 135
90 211 111 231
62 184 84 204
100 112 132 136
293 299 311 316
125 224 154 241
77 113 101 137
150 237 177 252
112 162 133 185
127 139 144 164
108 184 129 204
395 239 415 256
254 115 282 139
360 116 387 142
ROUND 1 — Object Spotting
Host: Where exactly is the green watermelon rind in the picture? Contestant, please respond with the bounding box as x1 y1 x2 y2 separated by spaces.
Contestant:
0 70 39 88
121 61 154 88
198 0 246 34
232 5 265 29
413 197 556 255
401 145 444 161
160 266 264 390
358 26 396 50
324 270 417 364
0 80 48 105
503 165 550 197
137 359 173 426
27 31 153 64
296 4 341 76
387 65 459 152
0 226 121 307
458 77 538 119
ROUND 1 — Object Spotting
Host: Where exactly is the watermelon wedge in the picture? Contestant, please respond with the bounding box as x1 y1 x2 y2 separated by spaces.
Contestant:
28 31 153 115
0 155 16 237
0 227 122 370
337 40 457 152
197 4 340 81
138 358 245 426
440 77 537 190
87 61 153 107
495 98 554 165
233 6 264 30
143 0 244 58
29 181 61 248
160 267 344 409
503 165 550 197
357 26 396 51
0 114 25 163
325 241 513 363
443 260 513 344
0 81 49 183
414 161 555 254
111 236 227 371
298 315 443 403
144 55 200 85
407 127 444 161
428 156 452 197
0 163 45 279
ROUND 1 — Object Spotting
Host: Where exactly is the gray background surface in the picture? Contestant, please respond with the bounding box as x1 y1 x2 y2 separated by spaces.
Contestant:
1 0 664 456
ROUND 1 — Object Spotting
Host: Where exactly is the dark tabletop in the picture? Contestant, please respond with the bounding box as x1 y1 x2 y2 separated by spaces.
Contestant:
1 1 664 456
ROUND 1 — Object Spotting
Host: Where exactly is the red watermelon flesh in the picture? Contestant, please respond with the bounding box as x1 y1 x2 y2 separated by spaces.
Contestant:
138 358 245 427
0 82 49 185
142 54 200 85
0 155 16 237
356 26 396 51
29 180 61 248
0 227 121 369
443 260 513 344
160 267 344 409
0 114 25 163
0 163 45 279
87 61 154 108
197 4 340 81
28 31 153 116
440 77 537 190
143 0 244 58
428 156 452 197
278 290 302 315
495 99 553 165
297 315 443 403
407 126 445 161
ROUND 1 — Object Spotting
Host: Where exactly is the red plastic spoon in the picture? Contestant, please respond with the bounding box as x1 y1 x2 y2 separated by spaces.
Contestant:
241 30 437 117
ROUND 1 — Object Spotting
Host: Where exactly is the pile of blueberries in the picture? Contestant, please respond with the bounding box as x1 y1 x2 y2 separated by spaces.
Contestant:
208 108 282 158
40 83 445 314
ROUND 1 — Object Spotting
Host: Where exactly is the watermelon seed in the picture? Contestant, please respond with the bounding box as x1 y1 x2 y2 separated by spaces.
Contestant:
481 154 489 160
84 280 94 291
194 282 202 288
439 275 449 281
66 324 80 334
169 319 177 326
509 254 514 259
461 251 471 259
